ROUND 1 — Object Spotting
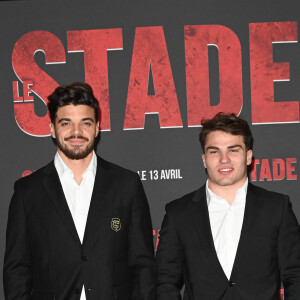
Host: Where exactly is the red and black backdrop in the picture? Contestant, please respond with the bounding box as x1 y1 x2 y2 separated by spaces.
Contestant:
0 0 299 298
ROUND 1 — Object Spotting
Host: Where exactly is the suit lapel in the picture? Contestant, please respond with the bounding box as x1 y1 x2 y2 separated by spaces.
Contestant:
82 156 113 245
42 161 81 245
189 183 263 281
230 183 263 279
188 185 227 279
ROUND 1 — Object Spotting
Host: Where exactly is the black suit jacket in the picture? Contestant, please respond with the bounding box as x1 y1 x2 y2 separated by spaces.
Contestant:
156 183 300 300
3 156 157 300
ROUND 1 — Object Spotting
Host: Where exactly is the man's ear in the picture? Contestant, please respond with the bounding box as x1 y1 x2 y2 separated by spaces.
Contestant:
95 121 100 137
50 123 56 138
246 149 253 166
202 153 207 168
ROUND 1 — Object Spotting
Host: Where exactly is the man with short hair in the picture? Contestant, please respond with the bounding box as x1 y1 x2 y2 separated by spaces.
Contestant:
156 113 300 300
4 82 157 300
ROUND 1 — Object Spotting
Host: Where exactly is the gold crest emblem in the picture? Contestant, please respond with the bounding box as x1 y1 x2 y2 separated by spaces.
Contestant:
111 218 121 232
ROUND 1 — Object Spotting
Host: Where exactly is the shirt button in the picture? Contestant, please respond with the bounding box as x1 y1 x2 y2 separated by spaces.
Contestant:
81 256 90 262
74 288 80 294
228 281 235 287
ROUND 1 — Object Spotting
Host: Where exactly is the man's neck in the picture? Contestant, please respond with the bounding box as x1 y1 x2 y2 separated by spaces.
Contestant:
58 150 94 185
208 178 247 205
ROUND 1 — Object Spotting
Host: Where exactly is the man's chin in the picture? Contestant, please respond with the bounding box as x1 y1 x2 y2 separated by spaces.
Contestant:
67 154 89 160
216 177 248 188
215 178 236 187
66 150 92 160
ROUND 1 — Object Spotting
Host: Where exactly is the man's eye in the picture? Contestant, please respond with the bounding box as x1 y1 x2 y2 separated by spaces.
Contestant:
209 150 217 154
83 122 92 126
61 122 69 127
230 149 239 152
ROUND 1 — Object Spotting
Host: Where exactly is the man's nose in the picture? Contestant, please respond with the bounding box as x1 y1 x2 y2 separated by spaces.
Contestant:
71 123 82 135
220 152 230 163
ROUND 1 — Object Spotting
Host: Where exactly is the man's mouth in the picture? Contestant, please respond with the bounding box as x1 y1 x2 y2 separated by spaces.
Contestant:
64 135 89 142
219 168 234 174
69 139 86 145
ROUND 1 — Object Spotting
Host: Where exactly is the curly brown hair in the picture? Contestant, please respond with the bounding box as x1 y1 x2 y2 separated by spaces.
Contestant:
48 82 99 123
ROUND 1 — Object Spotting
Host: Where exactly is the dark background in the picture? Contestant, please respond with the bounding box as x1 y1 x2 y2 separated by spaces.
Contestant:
0 0 299 298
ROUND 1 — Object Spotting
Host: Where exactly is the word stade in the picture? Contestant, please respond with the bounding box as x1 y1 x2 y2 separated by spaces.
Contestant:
12 22 299 136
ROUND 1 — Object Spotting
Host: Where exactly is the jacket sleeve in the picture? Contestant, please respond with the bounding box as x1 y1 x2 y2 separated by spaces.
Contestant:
128 174 157 300
278 196 300 299
156 204 183 300
3 181 32 300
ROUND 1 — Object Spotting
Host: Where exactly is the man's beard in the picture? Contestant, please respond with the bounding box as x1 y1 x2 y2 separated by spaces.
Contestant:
56 135 95 160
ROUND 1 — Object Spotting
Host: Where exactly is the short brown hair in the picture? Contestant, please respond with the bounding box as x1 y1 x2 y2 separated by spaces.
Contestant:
199 112 253 152
48 82 100 123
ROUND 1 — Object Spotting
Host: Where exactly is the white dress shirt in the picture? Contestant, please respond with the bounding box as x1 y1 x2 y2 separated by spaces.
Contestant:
206 179 248 279
54 151 97 300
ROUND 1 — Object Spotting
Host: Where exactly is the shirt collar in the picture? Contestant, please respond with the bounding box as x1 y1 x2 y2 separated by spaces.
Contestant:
206 178 248 206
54 151 97 179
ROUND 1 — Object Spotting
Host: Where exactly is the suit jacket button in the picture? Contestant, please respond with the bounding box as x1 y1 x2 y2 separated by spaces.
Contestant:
228 281 235 287
81 256 89 262
74 288 80 294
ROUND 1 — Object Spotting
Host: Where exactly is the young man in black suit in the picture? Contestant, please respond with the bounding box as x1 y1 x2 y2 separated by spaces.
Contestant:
4 82 157 300
156 113 300 300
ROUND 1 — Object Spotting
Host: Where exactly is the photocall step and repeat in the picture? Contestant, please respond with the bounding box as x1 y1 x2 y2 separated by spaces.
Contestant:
0 0 300 298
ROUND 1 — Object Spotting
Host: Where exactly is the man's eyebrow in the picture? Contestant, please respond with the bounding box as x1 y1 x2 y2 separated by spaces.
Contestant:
81 118 95 123
206 146 219 151
205 145 243 151
57 118 71 123
228 144 243 149
57 117 95 123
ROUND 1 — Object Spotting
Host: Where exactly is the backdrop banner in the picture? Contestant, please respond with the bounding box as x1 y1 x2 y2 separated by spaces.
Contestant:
0 0 299 298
